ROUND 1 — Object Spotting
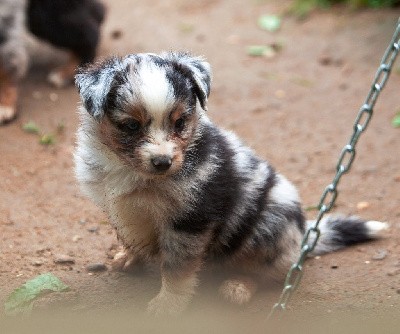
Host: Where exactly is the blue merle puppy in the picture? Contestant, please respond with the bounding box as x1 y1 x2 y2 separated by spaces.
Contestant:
74 52 388 316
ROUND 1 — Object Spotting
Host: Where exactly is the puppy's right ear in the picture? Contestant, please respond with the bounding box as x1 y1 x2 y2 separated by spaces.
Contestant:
75 57 123 120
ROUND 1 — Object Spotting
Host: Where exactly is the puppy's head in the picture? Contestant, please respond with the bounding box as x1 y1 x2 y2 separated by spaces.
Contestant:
75 52 211 178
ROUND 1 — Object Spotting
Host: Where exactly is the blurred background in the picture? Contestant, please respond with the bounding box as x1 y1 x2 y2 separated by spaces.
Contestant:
0 0 400 329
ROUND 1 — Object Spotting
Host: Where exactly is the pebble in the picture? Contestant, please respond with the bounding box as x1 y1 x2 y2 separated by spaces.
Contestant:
54 255 75 265
32 260 43 267
87 226 99 233
86 263 107 272
49 92 59 102
387 268 400 276
110 29 123 39
356 201 370 211
72 235 82 242
372 249 388 261
318 54 332 66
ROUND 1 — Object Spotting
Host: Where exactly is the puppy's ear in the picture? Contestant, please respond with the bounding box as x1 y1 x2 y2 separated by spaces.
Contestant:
75 57 123 120
165 52 212 111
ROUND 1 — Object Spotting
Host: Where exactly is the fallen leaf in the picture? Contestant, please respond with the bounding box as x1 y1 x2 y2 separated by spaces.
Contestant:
392 112 400 128
4 273 69 316
22 121 40 134
247 45 277 58
39 134 55 145
258 15 281 32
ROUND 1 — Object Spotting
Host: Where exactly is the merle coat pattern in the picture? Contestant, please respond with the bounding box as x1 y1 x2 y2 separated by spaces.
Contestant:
74 52 387 315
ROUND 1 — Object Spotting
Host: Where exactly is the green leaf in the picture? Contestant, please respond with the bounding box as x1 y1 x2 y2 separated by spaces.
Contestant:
246 45 277 58
39 134 55 145
22 121 40 134
4 273 69 316
258 15 281 32
392 112 400 128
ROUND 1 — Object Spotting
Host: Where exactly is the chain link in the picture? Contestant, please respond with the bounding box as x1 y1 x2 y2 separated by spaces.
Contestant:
268 17 400 320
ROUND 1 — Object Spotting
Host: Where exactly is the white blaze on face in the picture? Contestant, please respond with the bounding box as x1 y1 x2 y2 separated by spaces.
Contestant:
137 61 174 126
135 60 177 167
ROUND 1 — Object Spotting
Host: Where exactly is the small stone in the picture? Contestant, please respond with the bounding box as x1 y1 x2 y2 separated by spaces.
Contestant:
87 226 99 233
357 201 370 211
32 260 43 267
331 265 338 269
49 92 59 102
387 268 400 276
86 263 107 272
110 29 123 39
318 54 332 66
365 261 370 264
79 219 87 225
72 235 82 242
54 255 75 265
372 249 388 261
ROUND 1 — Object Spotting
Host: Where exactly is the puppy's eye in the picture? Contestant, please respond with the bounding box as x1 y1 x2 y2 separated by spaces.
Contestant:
174 118 185 132
123 120 141 132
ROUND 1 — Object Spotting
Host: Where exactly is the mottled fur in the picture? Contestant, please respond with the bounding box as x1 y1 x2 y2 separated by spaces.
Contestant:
74 52 388 316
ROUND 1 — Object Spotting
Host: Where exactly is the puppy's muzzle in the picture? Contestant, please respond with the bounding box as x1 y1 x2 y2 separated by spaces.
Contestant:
151 155 172 172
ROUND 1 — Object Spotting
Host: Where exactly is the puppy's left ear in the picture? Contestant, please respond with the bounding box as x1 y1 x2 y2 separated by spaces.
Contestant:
75 57 123 120
165 52 212 111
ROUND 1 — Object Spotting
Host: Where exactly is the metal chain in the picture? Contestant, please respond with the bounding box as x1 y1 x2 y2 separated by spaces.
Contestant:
268 17 400 320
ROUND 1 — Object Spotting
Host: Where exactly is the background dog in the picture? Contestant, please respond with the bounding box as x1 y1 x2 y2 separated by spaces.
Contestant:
0 0 105 125
74 52 388 316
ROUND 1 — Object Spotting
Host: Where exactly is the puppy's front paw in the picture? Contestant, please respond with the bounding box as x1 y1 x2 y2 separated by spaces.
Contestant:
147 290 190 317
111 247 138 272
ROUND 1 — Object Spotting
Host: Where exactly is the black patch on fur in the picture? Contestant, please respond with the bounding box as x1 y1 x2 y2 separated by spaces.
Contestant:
27 0 105 64
172 125 242 235
327 217 371 246
168 60 208 109
214 164 278 257
165 66 193 103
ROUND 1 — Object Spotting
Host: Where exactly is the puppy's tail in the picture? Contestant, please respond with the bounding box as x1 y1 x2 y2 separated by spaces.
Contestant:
306 215 388 256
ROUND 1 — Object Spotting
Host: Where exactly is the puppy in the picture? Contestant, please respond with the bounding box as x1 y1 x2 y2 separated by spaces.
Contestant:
0 0 105 125
0 0 28 124
27 0 106 88
74 52 388 316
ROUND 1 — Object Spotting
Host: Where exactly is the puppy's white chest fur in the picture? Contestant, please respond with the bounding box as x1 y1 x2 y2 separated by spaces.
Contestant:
75 123 181 255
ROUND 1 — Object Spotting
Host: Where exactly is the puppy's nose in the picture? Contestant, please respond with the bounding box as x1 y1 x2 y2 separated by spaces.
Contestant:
151 155 172 172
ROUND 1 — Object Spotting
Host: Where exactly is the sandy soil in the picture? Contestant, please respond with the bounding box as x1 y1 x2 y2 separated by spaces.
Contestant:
1 0 400 330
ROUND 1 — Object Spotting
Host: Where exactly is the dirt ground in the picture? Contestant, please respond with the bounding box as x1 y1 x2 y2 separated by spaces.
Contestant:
1 0 400 330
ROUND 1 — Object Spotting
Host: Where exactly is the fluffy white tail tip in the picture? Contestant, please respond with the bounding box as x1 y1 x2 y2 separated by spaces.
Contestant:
366 221 389 237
